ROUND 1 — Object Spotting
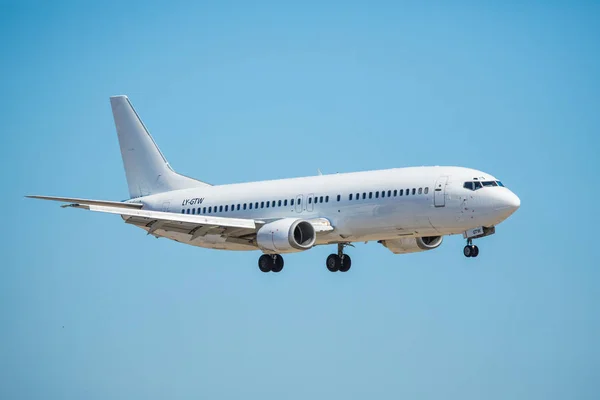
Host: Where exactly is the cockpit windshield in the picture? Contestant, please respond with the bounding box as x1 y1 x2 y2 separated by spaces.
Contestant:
463 180 504 191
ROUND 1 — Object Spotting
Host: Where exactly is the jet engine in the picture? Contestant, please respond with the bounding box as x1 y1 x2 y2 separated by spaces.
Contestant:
379 236 443 254
256 218 316 253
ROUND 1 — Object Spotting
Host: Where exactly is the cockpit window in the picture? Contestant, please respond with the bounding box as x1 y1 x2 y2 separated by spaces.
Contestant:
464 180 504 190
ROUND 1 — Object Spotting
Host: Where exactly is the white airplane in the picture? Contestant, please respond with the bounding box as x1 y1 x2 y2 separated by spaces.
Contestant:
28 96 520 273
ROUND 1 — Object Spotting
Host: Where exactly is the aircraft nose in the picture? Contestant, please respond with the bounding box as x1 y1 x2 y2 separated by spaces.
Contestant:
495 189 520 215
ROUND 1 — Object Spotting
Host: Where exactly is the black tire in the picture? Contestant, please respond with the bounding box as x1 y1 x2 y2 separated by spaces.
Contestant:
326 254 340 272
339 255 352 272
471 245 479 258
463 245 472 258
272 255 284 273
258 254 272 272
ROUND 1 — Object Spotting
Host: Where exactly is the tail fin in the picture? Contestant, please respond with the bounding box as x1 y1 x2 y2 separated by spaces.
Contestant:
110 95 210 198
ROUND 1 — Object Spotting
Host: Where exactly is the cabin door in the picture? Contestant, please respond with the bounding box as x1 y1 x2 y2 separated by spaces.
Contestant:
434 177 448 207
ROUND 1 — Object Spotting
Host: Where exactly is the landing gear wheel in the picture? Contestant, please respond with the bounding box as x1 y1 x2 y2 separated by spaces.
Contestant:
471 245 479 258
272 254 284 272
258 254 272 272
339 255 352 272
463 245 472 258
326 254 341 272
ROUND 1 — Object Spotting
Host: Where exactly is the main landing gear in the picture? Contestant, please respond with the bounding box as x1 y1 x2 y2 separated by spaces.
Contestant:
463 239 479 258
326 243 352 272
258 254 284 273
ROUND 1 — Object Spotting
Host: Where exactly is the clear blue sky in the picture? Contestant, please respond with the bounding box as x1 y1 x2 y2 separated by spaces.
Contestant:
2 1 599 399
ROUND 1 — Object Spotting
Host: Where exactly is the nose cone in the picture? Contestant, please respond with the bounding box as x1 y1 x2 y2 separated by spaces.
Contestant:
495 189 520 219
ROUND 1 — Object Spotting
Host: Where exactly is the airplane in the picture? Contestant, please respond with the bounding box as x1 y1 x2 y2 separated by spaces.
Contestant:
27 95 521 273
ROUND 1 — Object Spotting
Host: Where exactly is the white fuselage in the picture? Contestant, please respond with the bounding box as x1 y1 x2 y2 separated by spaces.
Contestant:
129 166 520 251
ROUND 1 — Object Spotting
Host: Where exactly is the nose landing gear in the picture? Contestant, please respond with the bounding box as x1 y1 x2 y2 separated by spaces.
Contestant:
463 239 479 258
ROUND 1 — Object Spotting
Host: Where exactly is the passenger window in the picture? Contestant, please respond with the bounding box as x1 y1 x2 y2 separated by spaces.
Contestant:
326 196 329 203
266 201 270 208
369 192 373 199
193 208 197 214
291 199 294 206
243 204 247 210
284 199 288 206
255 202 259 209
337 195 340 202
387 190 391 197
249 203 253 210
349 194 353 201
363 193 366 199
219 205 223 212
356 193 359 200
412 188 416 195
260 202 264 208
424 188 429 194
237 204 240 210
375 191 379 198
181 210 185 214
224 205 228 212
320 196 324 203
418 188 422 195
298 198 301 204
393 190 397 196
309 197 312 204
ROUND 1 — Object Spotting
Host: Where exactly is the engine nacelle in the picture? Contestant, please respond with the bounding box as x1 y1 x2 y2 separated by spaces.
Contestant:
257 218 316 253
380 236 443 254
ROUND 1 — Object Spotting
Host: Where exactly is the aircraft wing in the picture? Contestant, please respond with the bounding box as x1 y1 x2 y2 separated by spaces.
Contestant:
27 196 334 246
25 195 144 209
92 205 258 242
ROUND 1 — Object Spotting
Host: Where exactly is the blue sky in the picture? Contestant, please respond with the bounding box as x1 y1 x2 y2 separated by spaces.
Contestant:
1 1 599 399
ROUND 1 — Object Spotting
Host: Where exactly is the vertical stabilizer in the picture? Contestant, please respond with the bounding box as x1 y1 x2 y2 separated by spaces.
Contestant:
110 95 210 198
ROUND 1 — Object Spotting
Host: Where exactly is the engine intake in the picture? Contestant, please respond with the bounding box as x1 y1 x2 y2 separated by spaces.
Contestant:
257 218 316 253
